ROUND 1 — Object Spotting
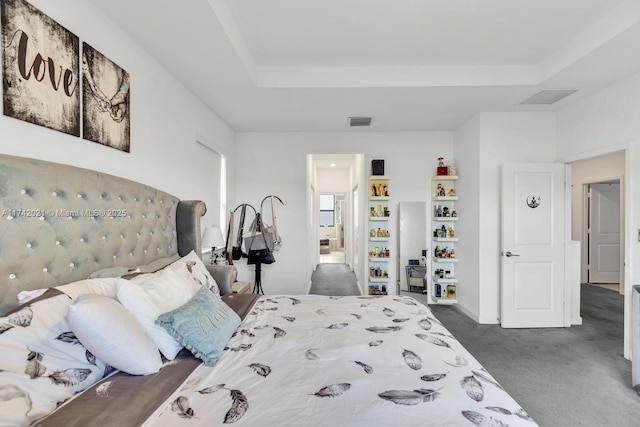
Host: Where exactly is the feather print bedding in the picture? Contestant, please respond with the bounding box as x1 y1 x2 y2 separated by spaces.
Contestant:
143 295 537 427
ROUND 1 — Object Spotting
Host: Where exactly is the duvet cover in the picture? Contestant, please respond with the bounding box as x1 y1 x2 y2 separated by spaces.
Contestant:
141 295 537 427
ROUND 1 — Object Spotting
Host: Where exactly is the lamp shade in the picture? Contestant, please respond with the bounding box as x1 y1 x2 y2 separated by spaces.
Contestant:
202 226 225 249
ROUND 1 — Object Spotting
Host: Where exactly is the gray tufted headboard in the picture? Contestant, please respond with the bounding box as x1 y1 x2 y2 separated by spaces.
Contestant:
0 154 206 314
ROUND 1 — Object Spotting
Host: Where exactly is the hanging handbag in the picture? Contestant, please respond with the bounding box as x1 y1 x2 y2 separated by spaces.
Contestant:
225 211 234 265
265 196 282 251
232 205 247 260
246 213 275 265
243 213 274 252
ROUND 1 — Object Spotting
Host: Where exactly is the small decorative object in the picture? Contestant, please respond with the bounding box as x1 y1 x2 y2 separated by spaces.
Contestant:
448 227 455 238
382 270 388 278
436 183 446 197
377 205 384 217
370 185 377 197
370 229 376 238
447 285 456 299
449 249 456 258
448 188 456 197
371 159 385 176
442 207 449 217
376 228 382 237
201 225 225 265
369 267 375 277
445 270 452 279
451 210 457 217
384 207 390 217
370 207 376 217
436 205 443 217
437 157 448 175
435 284 442 298
379 247 386 257
384 248 390 257
440 224 446 237
448 161 457 176
527 195 541 208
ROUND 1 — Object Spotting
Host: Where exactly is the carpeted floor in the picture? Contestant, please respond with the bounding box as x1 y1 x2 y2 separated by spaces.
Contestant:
309 263 360 296
424 284 640 427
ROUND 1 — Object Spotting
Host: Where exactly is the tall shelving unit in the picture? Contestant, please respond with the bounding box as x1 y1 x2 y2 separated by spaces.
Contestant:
367 176 390 295
430 173 459 304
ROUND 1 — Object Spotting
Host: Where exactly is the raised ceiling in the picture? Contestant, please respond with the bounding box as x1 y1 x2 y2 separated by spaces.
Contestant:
88 0 640 132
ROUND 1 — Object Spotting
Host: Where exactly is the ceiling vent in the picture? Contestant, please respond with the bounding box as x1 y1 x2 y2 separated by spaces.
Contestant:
520 90 578 105
349 116 372 127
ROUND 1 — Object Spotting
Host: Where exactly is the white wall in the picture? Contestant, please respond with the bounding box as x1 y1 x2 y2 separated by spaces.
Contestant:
234 131 453 295
0 0 236 230
455 112 557 323
453 115 481 320
557 72 640 357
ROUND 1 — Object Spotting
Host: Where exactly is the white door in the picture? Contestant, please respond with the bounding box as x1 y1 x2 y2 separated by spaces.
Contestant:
588 183 620 284
501 163 566 328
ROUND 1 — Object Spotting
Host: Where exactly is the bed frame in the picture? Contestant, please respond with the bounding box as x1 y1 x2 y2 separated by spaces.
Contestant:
0 154 207 315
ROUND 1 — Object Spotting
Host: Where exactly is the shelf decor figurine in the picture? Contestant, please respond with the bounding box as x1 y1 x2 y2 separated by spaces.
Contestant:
437 156 448 176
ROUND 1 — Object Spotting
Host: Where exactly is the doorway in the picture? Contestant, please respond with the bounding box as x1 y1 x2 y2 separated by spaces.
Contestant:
568 150 628 357
319 193 346 264
571 152 625 296
307 153 365 292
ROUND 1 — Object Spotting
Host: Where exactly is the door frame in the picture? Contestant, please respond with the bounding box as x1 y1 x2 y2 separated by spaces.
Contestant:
581 178 624 292
562 143 631 359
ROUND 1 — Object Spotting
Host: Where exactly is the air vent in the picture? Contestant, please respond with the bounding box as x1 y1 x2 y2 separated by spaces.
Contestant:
349 116 372 127
520 90 578 105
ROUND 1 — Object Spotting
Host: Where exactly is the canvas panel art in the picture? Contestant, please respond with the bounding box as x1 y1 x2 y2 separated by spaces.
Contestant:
1 0 80 136
82 42 130 152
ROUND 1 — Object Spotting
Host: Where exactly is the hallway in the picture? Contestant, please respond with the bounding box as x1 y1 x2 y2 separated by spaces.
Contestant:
309 263 359 296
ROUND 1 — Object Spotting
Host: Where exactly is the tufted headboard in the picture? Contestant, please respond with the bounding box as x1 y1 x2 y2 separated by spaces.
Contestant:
0 154 206 314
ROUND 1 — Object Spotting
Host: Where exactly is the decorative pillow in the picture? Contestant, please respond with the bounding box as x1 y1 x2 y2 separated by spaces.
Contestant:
156 286 241 366
137 254 181 273
67 294 162 376
117 268 199 360
0 291 108 426
164 250 220 295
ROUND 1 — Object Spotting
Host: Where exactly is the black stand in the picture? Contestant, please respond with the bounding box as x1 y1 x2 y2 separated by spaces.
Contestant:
253 261 264 294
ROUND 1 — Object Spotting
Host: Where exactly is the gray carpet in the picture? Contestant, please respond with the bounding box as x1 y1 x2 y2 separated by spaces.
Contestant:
309 263 360 296
421 284 640 427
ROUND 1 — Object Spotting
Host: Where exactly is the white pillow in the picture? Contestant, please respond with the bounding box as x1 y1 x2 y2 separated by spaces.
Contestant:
117 268 199 359
164 250 219 295
55 277 119 301
68 294 162 376
16 277 119 304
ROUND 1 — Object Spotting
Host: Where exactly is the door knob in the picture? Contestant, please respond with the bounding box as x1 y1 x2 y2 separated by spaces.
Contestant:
504 251 520 257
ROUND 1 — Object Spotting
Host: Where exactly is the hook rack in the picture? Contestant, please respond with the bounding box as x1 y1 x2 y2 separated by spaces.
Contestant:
260 195 286 211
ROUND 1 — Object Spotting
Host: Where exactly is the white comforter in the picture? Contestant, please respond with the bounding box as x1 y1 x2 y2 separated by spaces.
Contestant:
146 295 537 427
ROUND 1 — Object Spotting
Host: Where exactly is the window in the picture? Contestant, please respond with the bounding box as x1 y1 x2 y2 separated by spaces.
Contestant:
319 194 335 227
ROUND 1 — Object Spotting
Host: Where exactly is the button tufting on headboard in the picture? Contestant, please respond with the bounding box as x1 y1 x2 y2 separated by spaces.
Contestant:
0 154 207 315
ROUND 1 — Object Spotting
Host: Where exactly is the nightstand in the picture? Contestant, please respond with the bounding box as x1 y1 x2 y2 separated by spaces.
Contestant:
231 281 251 294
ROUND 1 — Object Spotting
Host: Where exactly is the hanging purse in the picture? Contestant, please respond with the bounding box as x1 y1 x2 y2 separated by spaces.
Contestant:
265 196 282 251
243 213 274 252
246 213 275 265
232 205 247 260
225 211 234 265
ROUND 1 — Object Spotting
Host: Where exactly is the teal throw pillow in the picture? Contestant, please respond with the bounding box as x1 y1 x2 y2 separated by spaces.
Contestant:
156 286 241 366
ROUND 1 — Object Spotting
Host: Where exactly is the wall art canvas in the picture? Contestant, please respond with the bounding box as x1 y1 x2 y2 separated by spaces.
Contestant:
1 0 80 136
82 42 130 152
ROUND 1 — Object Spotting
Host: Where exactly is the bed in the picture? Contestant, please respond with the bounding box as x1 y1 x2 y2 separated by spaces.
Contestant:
0 154 537 426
